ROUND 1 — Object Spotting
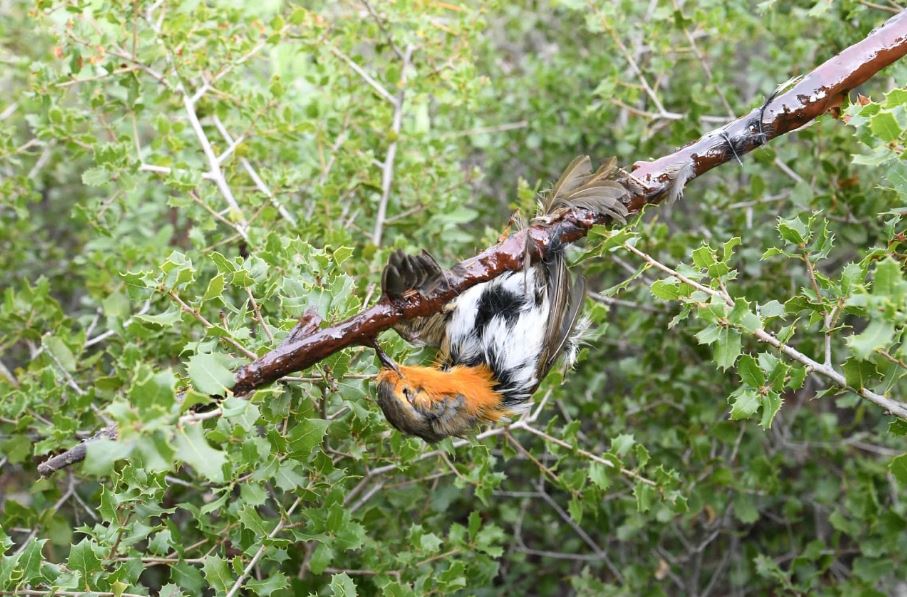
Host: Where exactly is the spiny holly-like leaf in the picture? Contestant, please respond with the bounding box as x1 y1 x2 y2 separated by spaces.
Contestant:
870 110 900 142
187 353 235 395
174 425 226 483
202 555 232 593
288 418 331 457
588 462 611 490
714 327 742 370
737 355 765 387
847 319 895 360
44 336 76 372
329 572 357 597
759 393 783 429
67 539 101 590
730 388 760 420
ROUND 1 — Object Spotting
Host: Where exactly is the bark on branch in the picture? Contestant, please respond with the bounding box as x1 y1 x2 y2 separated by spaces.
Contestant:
38 11 907 476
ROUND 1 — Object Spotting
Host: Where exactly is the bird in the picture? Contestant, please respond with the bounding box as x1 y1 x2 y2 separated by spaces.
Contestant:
373 156 629 442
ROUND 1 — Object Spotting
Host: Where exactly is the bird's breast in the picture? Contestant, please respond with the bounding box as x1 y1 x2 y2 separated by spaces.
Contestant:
441 268 549 408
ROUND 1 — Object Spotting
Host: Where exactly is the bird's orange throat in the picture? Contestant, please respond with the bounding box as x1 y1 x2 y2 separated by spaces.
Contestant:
376 364 507 420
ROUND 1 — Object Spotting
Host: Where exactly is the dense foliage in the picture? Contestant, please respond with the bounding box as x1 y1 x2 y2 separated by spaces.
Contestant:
2 1 907 594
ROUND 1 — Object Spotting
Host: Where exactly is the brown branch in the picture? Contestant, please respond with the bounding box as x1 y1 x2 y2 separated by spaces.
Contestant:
37 11 907 476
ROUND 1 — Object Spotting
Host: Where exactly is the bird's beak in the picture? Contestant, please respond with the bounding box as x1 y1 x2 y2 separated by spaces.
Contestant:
372 341 401 375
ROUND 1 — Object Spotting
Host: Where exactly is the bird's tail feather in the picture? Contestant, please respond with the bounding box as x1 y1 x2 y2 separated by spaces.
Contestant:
541 155 629 223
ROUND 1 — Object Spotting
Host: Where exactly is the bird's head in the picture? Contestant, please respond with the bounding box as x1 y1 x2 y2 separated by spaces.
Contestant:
375 365 445 442
374 358 506 442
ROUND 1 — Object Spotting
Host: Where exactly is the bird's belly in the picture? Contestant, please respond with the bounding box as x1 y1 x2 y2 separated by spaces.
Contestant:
443 270 549 406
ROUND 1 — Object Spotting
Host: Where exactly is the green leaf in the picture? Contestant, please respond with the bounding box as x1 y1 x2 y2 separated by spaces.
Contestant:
733 493 759 524
759 393 782 429
329 572 357 597
872 257 906 302
203 273 225 302
588 462 611 490
729 388 759 420
722 236 741 260
870 111 900 142
754 554 791 589
713 327 741 370
567 496 584 523
692 245 716 269
737 355 765 387
238 506 270 536
634 482 654 513
273 461 306 491
187 353 235 395
610 433 635 457
44 336 76 372
759 300 785 318
17 538 46 584
84 439 134 476
842 358 879 389
333 246 354 266
202 555 233 593
68 539 100 589
81 167 110 186
651 278 682 300
777 216 810 245
889 420 907 436
136 308 182 328
309 543 334 575
419 532 443 553
246 572 289 596
846 319 894 360
288 418 330 457
729 301 762 333
853 556 892 582
174 425 226 483
890 454 907 486
695 324 721 345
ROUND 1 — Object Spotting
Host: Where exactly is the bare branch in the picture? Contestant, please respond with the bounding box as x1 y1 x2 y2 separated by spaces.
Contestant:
182 94 250 241
210 115 297 225
372 44 414 246
330 46 398 106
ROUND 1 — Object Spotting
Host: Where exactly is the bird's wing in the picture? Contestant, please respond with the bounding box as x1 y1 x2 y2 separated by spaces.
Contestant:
534 156 630 381
536 261 586 382
381 249 450 348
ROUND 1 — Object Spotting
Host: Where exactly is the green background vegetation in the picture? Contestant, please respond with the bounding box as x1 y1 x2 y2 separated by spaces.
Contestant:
2 0 907 594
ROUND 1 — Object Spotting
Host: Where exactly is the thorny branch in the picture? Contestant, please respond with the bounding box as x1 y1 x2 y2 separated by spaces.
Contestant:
37 11 907 476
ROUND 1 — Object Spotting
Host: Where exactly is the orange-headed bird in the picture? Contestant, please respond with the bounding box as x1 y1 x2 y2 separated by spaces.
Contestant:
374 157 628 441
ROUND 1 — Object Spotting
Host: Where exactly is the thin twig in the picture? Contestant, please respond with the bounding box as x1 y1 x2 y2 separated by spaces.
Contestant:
330 46 398 106
372 44 414 246
225 497 301 597
210 115 297 225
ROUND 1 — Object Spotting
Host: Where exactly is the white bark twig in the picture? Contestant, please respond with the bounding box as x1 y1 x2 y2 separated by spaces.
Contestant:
211 116 297 225
330 46 398 106
182 94 250 241
372 44 413 246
